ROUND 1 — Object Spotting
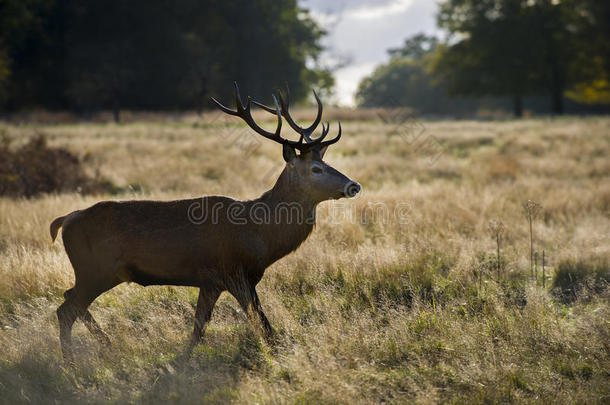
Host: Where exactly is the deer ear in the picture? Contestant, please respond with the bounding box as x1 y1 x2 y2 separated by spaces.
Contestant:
318 145 328 159
282 144 297 163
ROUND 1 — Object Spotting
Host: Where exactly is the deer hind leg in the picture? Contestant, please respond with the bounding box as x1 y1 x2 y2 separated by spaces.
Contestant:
63 288 111 347
190 286 221 348
57 280 118 361
57 286 96 362
57 293 80 362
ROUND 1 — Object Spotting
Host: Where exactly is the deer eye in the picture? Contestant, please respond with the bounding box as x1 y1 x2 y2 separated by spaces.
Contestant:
311 166 323 174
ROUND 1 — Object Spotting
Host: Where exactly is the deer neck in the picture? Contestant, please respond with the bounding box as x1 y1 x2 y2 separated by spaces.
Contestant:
255 168 316 261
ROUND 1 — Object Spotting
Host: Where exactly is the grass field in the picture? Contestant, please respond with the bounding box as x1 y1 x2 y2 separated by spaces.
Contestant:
0 114 609 404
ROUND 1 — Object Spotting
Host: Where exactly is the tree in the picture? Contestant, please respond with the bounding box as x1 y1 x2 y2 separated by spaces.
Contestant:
357 35 442 111
356 33 483 115
435 0 608 116
0 0 331 118
563 0 610 105
182 1 330 109
435 0 548 117
388 33 439 60
0 48 9 105
0 0 68 109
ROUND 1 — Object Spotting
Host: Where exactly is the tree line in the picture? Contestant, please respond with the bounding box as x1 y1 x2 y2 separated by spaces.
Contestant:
358 0 610 116
0 0 331 121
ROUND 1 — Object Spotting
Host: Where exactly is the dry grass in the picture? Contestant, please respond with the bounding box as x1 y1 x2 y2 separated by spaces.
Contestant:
0 115 609 404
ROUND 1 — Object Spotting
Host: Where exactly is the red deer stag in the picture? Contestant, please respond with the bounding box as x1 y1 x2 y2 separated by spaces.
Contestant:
50 83 360 360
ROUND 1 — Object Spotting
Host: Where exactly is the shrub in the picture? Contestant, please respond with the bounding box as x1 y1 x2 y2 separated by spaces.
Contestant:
551 258 610 304
0 134 111 197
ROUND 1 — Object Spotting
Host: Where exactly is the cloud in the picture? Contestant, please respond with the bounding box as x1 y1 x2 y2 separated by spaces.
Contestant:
345 0 415 20
334 62 378 106
303 0 439 106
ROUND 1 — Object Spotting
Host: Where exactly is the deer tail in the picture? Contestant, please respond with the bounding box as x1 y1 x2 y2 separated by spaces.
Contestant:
50 215 67 244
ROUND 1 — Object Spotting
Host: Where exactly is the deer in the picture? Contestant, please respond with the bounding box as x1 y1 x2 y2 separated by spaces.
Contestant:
50 83 360 361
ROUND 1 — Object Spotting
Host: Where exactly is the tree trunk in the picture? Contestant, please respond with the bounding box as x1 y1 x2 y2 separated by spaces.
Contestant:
550 85 564 115
113 96 120 123
513 95 523 118
196 74 208 116
549 56 564 115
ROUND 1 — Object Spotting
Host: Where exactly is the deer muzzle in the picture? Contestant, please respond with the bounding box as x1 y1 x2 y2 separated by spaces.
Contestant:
344 181 361 198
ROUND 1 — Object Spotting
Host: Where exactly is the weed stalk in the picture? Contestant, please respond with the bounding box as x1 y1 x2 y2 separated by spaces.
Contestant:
522 200 541 280
489 220 505 282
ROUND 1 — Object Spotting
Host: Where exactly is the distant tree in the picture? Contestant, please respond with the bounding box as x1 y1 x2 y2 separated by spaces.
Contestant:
181 1 330 110
526 0 584 115
64 0 190 121
388 34 439 60
563 0 610 105
356 36 448 112
356 33 482 114
435 0 607 116
0 48 9 105
434 0 546 117
0 0 68 109
0 0 331 119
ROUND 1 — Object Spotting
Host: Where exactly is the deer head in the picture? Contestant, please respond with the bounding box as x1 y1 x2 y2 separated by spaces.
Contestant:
212 83 361 204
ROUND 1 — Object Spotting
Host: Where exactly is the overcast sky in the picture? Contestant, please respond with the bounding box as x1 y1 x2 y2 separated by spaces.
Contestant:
300 0 440 106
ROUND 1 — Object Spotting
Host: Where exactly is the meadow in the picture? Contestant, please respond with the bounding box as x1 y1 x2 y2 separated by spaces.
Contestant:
0 113 608 404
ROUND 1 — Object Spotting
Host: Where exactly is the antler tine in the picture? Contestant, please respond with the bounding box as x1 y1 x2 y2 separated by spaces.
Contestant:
212 83 340 153
210 96 239 116
234 82 244 112
248 85 328 146
211 82 284 141
309 89 323 135
277 85 323 139
242 93 283 140
209 82 247 116
318 121 330 141
250 97 306 145
302 120 331 147
250 99 277 114
318 120 342 148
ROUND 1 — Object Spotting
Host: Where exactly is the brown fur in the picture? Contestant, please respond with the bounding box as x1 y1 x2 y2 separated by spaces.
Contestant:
52 151 358 360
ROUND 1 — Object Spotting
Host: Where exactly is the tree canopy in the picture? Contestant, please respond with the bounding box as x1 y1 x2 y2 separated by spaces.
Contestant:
356 34 487 115
357 0 610 116
357 35 448 113
0 0 331 119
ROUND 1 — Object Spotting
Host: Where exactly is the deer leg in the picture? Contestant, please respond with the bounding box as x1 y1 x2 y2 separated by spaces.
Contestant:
229 283 273 341
57 295 80 362
190 287 221 348
57 280 117 362
58 289 97 362
63 288 110 346
250 289 273 340
81 311 111 347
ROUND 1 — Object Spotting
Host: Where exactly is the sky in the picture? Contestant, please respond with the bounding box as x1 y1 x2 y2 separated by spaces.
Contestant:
300 0 440 106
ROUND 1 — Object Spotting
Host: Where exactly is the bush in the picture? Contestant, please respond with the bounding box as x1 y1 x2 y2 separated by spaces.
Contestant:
551 258 610 304
0 134 110 197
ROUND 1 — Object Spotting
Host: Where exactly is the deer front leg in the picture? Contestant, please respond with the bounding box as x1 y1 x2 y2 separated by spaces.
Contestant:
190 286 221 348
228 282 273 341
250 288 273 339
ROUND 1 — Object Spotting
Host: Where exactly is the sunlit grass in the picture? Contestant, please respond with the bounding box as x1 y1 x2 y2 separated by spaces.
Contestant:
0 116 608 403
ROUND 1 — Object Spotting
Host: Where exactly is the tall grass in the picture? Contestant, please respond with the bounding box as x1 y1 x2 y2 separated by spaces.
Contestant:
551 257 609 304
0 116 609 403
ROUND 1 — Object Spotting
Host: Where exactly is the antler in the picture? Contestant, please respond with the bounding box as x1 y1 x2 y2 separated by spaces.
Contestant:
253 84 342 149
211 82 341 152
